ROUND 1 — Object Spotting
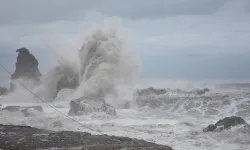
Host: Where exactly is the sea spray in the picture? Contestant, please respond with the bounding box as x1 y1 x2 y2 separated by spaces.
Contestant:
76 18 139 100
36 17 140 105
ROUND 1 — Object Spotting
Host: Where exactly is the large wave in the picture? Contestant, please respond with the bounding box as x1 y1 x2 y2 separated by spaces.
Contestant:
36 17 139 103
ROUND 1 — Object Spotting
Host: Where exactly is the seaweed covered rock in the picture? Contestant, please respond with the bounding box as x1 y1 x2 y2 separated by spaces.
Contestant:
203 116 249 132
68 97 116 116
10 48 41 90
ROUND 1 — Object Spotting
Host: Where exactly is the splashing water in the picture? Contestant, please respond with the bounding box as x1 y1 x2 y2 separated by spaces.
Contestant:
36 18 139 102
76 18 139 101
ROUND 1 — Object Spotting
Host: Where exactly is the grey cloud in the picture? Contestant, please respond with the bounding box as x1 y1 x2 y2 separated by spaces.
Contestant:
141 52 250 79
1 0 250 80
0 0 247 25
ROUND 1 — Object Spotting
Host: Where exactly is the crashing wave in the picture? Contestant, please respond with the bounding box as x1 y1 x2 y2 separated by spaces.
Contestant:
68 18 139 115
35 18 139 115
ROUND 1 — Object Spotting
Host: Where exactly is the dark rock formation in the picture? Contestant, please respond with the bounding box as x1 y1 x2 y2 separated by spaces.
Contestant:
0 86 7 96
68 97 116 116
203 116 249 132
10 47 41 90
0 124 173 150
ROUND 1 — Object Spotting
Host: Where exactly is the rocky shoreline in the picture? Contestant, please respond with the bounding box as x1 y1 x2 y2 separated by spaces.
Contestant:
0 124 173 150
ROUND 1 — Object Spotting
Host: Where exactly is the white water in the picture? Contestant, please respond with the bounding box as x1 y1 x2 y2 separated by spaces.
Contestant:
1 19 250 150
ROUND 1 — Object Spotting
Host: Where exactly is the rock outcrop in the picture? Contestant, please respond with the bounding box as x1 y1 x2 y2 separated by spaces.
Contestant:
68 97 116 116
203 116 249 132
0 124 173 150
10 48 41 90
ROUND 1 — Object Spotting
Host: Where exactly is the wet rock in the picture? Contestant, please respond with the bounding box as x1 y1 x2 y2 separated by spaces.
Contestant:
10 48 41 90
203 116 248 132
203 124 217 132
215 116 247 129
68 97 116 116
0 86 7 96
0 124 173 150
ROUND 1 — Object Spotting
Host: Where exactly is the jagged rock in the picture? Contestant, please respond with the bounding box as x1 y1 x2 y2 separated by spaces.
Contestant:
203 124 217 132
136 87 167 96
0 86 7 96
10 47 41 90
0 124 173 150
68 97 116 116
203 116 249 132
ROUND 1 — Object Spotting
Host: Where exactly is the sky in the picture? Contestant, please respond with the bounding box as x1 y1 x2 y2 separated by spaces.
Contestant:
0 0 250 85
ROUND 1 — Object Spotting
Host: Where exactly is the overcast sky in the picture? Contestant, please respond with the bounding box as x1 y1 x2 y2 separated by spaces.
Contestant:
0 0 250 84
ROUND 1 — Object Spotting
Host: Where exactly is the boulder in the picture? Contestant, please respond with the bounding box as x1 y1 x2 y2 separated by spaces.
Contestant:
203 116 249 132
68 97 116 116
0 124 173 150
10 48 41 90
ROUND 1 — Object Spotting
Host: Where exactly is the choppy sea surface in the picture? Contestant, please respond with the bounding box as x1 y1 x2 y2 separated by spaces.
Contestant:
1 79 250 150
